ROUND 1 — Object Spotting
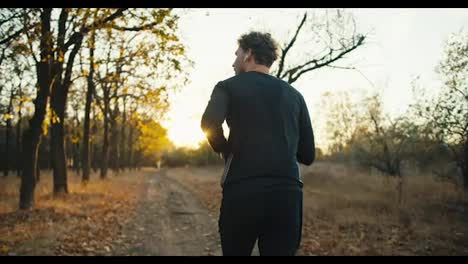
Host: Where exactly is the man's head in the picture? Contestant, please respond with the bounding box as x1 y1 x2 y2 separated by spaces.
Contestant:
232 31 279 75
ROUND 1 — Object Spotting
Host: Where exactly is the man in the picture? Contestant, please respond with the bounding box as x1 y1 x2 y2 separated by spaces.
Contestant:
201 31 315 256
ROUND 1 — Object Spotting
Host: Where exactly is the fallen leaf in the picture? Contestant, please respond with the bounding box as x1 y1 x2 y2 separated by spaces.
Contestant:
359 231 365 241
1 245 9 253
348 245 360 253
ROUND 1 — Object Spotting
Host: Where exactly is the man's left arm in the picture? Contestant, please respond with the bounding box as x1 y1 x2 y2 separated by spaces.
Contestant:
201 81 229 158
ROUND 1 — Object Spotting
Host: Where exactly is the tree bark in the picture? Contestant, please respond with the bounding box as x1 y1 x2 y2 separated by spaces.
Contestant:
16 87 22 177
100 88 110 179
128 113 134 170
119 97 126 171
72 122 80 175
91 103 98 173
50 9 84 195
19 8 52 210
36 142 41 183
4 90 13 177
50 105 68 194
82 29 95 184
109 99 120 174
463 139 468 192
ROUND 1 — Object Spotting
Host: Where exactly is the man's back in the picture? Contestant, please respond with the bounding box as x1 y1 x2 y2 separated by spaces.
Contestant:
201 31 314 256
201 71 315 191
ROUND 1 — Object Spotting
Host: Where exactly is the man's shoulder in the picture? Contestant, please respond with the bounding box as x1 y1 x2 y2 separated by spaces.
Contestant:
219 74 245 85
275 79 304 101
213 75 236 89
220 72 294 87
213 74 245 93
217 73 304 100
285 83 303 98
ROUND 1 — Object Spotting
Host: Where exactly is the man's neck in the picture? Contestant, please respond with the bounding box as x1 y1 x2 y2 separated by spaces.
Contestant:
245 64 270 75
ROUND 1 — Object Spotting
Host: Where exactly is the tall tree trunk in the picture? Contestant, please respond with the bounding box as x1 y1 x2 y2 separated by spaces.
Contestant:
50 8 83 195
73 141 80 175
50 57 68 194
50 9 68 195
109 100 120 174
91 103 98 173
4 90 13 177
463 139 468 192
20 128 41 209
72 115 80 175
119 97 126 171
36 138 41 183
82 29 95 184
100 91 110 179
49 107 55 172
16 87 22 177
50 95 68 194
128 115 134 170
19 8 53 210
92 140 98 173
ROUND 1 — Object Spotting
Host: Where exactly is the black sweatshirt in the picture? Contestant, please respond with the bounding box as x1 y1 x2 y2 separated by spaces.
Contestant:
201 71 315 191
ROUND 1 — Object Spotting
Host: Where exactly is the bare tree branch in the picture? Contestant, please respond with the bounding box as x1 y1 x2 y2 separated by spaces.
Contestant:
110 21 160 31
326 65 355 70
64 8 128 50
286 34 365 84
63 40 82 90
0 26 25 45
21 10 39 64
0 12 22 28
276 12 307 79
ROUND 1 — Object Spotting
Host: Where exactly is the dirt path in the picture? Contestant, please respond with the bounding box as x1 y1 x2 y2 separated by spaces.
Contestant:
112 169 223 256
1 168 262 256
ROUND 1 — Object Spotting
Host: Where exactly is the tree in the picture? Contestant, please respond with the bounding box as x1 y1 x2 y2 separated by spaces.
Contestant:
0 9 29 69
346 94 418 176
136 117 172 166
90 10 190 178
81 22 96 183
0 9 35 177
19 8 53 209
48 8 130 194
272 9 366 84
412 32 468 190
319 89 425 203
319 90 362 156
17 8 191 209
4 89 13 176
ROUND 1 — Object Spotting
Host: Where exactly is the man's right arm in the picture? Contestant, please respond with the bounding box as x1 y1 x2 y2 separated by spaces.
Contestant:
201 81 229 157
297 95 315 165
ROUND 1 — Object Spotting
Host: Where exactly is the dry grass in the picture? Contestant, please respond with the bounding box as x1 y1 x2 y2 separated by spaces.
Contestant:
167 162 468 256
0 169 150 255
298 162 467 255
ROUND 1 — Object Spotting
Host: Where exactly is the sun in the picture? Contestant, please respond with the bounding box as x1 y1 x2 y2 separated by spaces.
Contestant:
166 118 207 149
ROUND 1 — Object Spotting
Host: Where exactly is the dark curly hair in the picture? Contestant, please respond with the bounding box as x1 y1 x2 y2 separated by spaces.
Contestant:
237 31 279 67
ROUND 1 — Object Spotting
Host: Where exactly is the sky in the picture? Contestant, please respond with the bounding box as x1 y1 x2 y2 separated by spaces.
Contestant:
161 8 468 149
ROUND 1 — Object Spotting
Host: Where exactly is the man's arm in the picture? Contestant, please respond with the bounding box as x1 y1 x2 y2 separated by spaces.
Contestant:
297 95 315 165
201 81 229 157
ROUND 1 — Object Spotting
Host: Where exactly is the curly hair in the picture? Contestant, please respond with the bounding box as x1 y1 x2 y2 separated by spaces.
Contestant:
237 31 279 67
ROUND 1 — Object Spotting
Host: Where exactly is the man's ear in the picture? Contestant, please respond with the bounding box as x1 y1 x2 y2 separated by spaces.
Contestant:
243 49 251 62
